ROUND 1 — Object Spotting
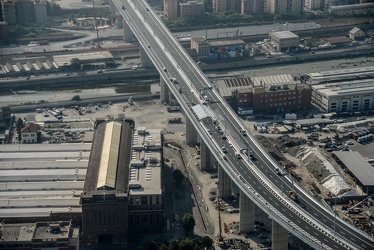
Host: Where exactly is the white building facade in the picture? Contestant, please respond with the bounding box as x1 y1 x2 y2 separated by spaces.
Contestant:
311 79 374 112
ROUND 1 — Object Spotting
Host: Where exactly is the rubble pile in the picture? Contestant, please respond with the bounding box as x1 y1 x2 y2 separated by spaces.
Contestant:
296 146 354 196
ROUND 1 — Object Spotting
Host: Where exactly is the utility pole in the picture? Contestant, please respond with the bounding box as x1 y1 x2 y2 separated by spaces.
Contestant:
92 0 100 48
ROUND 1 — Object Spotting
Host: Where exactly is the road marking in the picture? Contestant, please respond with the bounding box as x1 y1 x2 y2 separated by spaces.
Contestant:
351 238 355 242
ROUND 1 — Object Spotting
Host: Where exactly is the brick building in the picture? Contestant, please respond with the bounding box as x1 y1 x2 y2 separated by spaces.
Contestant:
80 121 132 247
216 74 312 114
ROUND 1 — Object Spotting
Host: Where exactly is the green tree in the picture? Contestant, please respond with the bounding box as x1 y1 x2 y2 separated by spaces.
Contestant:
71 95 81 101
46 1 61 16
201 236 213 248
70 58 81 70
178 239 195 250
181 213 195 235
168 240 179 250
158 244 168 250
16 118 23 138
172 169 184 187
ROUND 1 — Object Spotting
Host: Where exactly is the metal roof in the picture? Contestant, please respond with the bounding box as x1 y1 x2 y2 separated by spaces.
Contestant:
97 122 121 190
333 151 374 186
0 143 89 218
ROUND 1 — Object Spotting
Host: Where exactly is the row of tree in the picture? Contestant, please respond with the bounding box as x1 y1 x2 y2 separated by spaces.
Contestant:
136 235 213 250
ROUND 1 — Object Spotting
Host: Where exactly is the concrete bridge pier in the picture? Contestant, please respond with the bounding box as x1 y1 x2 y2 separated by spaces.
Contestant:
140 46 153 68
271 220 288 250
218 165 231 200
123 19 134 42
185 116 198 146
160 77 170 104
239 190 255 233
200 141 215 171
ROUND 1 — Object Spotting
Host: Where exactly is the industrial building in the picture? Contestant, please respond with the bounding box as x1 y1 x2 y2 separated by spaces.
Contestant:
80 121 164 246
332 151 374 195
0 143 90 224
0 51 114 76
270 31 300 52
0 221 79 249
80 121 132 247
191 37 246 61
329 3 374 15
308 66 374 113
128 127 164 234
216 74 312 114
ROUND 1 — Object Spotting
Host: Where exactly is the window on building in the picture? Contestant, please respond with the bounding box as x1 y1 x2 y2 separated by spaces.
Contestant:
141 216 148 223
156 196 159 205
141 196 148 205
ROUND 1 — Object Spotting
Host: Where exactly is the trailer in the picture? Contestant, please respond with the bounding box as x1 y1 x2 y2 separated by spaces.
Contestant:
167 106 181 112
168 117 182 123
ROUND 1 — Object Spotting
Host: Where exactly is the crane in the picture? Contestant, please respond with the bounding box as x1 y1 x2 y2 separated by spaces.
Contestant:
92 0 100 48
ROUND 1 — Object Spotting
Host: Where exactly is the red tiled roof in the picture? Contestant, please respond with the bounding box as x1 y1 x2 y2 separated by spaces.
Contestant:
20 123 39 133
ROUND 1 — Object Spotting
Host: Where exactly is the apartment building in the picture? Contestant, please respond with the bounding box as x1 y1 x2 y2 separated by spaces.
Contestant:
241 0 266 14
1 0 16 24
164 0 179 19
180 0 204 17
0 21 8 44
304 0 322 11
1 0 47 24
268 0 303 14
34 0 47 24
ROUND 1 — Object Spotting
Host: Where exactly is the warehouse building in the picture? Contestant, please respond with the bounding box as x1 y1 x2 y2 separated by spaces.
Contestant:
270 31 299 52
332 151 374 195
308 66 374 113
307 66 374 85
0 143 90 224
311 79 374 113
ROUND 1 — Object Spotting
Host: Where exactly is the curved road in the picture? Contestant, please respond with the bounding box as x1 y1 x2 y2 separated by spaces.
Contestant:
114 0 374 249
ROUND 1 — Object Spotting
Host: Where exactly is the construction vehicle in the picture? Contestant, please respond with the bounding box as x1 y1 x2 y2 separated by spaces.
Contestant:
288 190 299 202
128 96 133 105
216 195 225 247
195 144 200 155
347 194 374 214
